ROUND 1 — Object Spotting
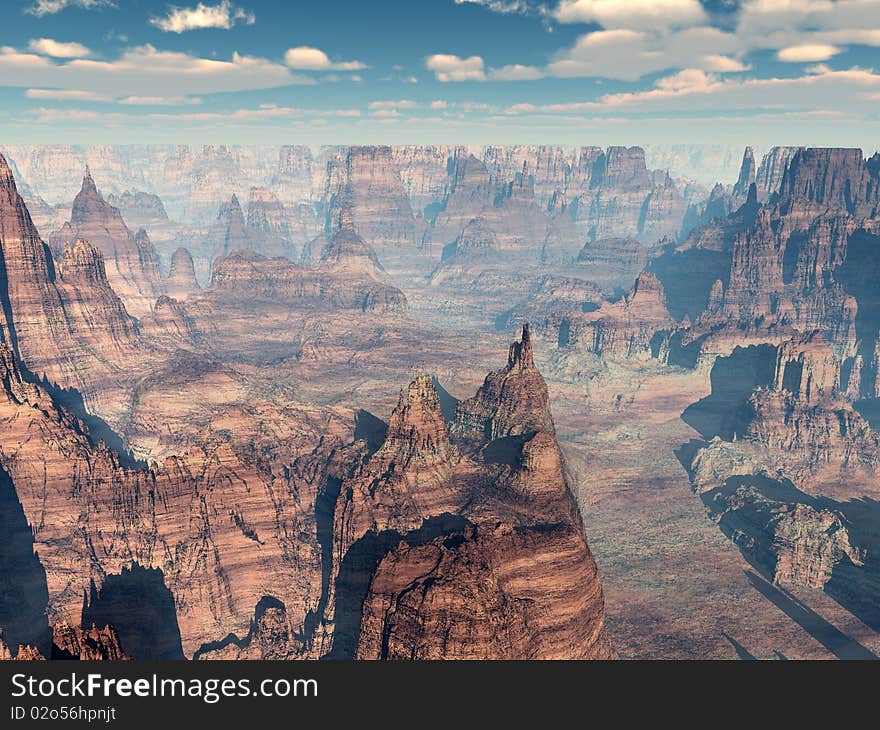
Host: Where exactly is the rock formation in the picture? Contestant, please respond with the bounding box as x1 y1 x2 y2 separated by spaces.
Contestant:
325 147 416 249
51 622 130 660
164 247 200 301
558 273 676 361
702 481 864 589
0 154 140 419
207 248 406 314
107 190 168 227
48 168 164 317
455 324 555 438
322 328 612 659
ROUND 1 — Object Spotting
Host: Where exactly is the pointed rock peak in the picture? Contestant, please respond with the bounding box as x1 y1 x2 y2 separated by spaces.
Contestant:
746 182 758 208
383 373 450 459
81 166 97 194
167 246 199 292
507 323 535 371
320 215 383 275
400 374 443 416
735 146 756 193
134 227 150 244
71 166 108 224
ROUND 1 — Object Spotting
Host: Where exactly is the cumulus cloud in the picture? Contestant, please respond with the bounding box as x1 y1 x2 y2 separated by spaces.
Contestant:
554 0 707 29
426 54 487 81
150 2 255 33
777 44 841 62
283 46 366 71
547 27 739 81
26 0 114 16
450 0 880 85
425 55 543 82
27 38 92 58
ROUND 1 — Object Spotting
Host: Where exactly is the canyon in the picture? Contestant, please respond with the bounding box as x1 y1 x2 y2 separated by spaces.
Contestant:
0 142 878 660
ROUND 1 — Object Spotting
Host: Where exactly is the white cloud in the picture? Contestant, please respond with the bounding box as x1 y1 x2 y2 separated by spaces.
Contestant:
489 63 544 80
26 0 114 16
737 0 880 52
0 44 312 96
777 43 841 62
547 27 739 81
28 104 362 126
426 54 487 81
283 46 366 71
27 38 92 59
150 2 255 33
368 99 419 110
454 0 540 14
25 87 108 101
554 0 707 29
701 55 750 73
425 55 543 82
430 100 448 109
119 96 203 105
452 0 880 85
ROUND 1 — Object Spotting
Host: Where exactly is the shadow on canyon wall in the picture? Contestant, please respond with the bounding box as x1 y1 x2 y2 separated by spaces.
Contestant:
326 513 469 660
82 564 184 660
0 466 51 656
681 344 776 440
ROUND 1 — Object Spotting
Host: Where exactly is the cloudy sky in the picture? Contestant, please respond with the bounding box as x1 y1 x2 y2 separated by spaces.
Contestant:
1 0 879 148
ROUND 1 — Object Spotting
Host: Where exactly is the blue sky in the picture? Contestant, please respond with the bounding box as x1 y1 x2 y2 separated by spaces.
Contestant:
0 0 879 148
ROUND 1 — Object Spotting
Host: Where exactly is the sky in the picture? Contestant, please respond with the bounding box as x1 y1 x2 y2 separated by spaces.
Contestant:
0 0 879 148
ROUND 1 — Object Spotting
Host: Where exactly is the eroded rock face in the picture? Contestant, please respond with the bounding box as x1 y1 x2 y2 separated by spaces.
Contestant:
207 247 407 314
755 146 804 201
325 147 416 249
107 190 168 227
559 273 676 361
0 338 342 659
575 237 656 292
456 324 555 439
246 187 313 259
0 155 140 419
323 328 612 660
165 247 200 301
703 482 864 589
49 169 164 317
52 622 130 661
